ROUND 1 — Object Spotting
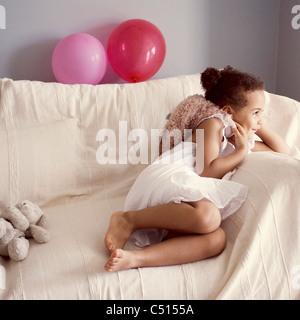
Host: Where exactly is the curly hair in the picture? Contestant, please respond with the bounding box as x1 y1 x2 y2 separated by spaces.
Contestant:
201 66 264 111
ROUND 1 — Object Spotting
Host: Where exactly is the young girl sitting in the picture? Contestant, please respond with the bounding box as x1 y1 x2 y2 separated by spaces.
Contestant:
104 66 290 272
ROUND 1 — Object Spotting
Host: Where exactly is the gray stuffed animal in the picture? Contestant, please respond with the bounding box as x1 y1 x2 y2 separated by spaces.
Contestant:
0 200 50 261
0 217 29 261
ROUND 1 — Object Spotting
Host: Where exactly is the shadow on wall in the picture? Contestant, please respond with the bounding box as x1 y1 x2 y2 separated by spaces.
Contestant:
8 22 122 84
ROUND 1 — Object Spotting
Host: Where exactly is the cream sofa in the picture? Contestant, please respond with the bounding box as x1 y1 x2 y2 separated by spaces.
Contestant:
0 74 300 300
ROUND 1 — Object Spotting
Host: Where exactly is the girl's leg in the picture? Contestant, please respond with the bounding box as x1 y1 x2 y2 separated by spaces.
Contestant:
104 199 221 253
104 227 226 272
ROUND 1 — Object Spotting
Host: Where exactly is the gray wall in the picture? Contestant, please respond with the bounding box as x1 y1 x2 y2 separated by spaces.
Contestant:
277 0 300 101
0 0 283 95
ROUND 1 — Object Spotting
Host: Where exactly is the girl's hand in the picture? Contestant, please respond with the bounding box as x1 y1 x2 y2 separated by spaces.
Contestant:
198 118 249 179
252 124 291 155
231 122 249 152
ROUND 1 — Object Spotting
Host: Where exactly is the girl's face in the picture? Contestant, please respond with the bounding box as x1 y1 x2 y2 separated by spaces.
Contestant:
231 90 265 138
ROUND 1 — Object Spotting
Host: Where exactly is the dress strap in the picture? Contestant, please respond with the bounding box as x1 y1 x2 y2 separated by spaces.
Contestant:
196 113 228 129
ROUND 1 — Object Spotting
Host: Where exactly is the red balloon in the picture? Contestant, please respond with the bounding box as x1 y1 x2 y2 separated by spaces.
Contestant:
107 19 166 83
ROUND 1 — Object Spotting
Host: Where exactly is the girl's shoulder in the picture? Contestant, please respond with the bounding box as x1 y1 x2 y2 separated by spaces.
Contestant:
196 114 227 130
191 117 224 144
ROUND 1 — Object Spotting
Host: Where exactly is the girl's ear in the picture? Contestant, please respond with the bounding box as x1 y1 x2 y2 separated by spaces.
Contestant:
222 105 234 114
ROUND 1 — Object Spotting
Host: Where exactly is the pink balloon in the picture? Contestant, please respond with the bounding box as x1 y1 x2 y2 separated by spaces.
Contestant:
52 33 107 85
107 19 166 83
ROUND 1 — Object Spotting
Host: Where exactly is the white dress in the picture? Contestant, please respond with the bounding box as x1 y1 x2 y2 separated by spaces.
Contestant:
124 114 251 248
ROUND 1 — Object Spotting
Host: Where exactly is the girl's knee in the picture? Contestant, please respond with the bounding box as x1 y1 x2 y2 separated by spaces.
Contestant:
193 201 221 234
207 228 227 257
214 227 227 253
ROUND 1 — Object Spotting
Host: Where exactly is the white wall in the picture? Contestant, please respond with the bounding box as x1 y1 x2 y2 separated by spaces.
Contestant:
0 0 280 93
277 0 300 101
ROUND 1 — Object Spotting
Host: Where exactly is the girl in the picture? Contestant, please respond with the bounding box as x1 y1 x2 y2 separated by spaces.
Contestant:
104 66 290 272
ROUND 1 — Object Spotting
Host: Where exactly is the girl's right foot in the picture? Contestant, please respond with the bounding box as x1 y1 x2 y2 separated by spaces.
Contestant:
104 211 134 253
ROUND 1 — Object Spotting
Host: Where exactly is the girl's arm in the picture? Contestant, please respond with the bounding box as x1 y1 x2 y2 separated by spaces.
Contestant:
252 124 291 155
194 119 248 179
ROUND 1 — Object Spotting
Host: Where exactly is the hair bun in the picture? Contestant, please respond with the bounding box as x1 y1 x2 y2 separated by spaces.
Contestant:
201 67 221 92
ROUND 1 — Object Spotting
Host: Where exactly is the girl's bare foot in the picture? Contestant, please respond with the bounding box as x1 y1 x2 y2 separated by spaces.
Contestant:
104 211 134 253
104 249 140 272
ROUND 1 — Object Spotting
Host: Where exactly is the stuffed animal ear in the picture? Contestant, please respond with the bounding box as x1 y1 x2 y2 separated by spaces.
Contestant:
15 200 43 224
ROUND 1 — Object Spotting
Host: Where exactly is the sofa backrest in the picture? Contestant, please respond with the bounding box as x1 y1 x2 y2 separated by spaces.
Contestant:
1 75 299 207
0 75 202 206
